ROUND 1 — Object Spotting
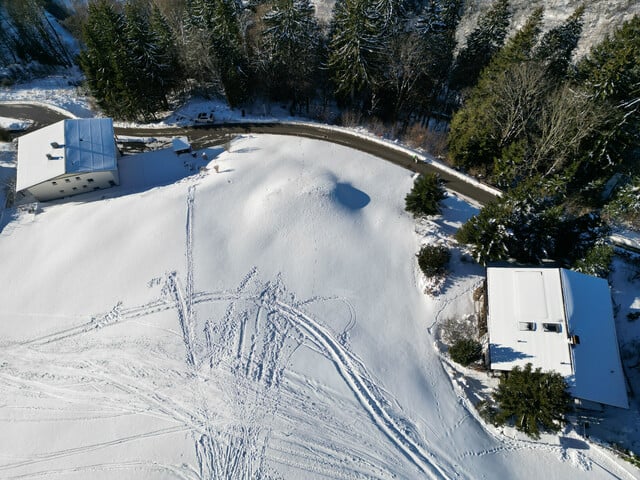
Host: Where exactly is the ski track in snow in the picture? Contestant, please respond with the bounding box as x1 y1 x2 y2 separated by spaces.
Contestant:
3 184 600 480
0 184 452 479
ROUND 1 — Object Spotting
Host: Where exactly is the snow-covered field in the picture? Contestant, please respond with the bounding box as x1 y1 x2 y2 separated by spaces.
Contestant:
0 134 638 479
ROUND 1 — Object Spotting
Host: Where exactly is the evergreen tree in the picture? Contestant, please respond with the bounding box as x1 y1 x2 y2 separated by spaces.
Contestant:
450 0 511 91
79 0 181 120
261 0 320 109
448 9 546 175
327 0 402 110
604 175 640 230
183 0 248 106
487 6 544 69
449 338 482 366
405 0 462 119
455 177 564 265
79 0 130 118
493 363 571 439
405 173 446 217
577 15 640 175
534 6 585 79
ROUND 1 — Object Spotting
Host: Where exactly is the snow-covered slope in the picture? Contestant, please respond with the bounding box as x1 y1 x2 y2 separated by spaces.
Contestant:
457 0 640 55
312 0 639 55
0 135 636 479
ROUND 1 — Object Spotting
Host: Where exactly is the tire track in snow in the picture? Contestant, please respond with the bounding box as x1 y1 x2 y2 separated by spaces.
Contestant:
272 300 452 480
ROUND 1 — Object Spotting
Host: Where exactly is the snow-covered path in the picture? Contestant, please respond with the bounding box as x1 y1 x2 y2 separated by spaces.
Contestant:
0 135 635 479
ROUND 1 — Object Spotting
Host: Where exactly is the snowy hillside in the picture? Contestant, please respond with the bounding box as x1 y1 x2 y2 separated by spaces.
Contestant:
0 134 637 479
310 0 640 55
457 0 640 55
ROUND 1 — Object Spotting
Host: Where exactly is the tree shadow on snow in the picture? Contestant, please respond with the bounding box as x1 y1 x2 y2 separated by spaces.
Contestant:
332 182 370 210
489 344 535 363
431 194 480 237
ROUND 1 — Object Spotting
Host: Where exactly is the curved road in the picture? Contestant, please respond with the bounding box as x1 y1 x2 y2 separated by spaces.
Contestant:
1 103 499 205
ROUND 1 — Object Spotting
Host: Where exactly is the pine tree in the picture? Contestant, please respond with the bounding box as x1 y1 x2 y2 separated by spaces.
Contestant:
534 6 585 79
493 363 571 439
328 0 382 106
2 0 72 68
406 0 462 119
404 173 446 217
79 0 130 118
487 7 544 70
183 0 248 106
450 0 511 91
576 15 640 174
448 9 546 174
327 0 402 110
79 0 181 120
455 177 564 265
261 0 320 109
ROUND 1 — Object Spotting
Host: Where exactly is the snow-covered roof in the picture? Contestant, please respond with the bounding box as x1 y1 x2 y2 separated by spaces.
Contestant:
172 136 191 153
487 268 573 376
561 269 628 409
487 267 628 409
16 118 117 192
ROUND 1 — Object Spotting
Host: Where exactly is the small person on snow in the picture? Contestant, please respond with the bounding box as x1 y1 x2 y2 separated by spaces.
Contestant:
213 164 220 173
201 151 208 162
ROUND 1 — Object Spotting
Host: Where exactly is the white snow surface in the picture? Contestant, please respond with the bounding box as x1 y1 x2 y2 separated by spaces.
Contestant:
0 134 637 479
0 116 32 131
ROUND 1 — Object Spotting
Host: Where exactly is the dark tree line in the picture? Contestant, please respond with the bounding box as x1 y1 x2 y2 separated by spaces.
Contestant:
75 0 469 123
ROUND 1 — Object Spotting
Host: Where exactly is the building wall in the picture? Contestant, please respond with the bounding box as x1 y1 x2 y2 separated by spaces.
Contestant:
26 170 119 202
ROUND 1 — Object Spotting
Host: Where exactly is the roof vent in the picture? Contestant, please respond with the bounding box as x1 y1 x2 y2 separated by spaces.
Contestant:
50 141 62 148
46 153 53 160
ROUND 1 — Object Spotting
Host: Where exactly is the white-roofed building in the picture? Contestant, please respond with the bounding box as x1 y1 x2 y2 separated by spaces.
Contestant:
16 118 119 203
487 267 628 409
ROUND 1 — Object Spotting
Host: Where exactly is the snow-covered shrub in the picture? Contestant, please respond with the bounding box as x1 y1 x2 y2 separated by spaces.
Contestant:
604 176 640 231
440 316 475 345
417 244 450 277
573 242 614 278
449 338 482 366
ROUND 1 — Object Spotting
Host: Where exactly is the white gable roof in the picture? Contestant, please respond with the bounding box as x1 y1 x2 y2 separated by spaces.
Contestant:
17 118 116 192
487 267 628 409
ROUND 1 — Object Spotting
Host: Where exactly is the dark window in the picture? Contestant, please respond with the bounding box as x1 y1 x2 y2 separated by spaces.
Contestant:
87 178 94 183
65 178 71 183
59 190 64 193
543 323 561 333
72 187 77 191
52 181 57 185
75 176 81 181
83 185 87 189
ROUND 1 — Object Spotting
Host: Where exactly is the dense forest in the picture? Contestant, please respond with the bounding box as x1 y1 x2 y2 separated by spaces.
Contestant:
1 0 639 269
0 0 74 81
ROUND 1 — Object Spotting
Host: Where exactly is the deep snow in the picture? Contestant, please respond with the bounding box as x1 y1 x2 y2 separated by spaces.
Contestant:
0 134 638 479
